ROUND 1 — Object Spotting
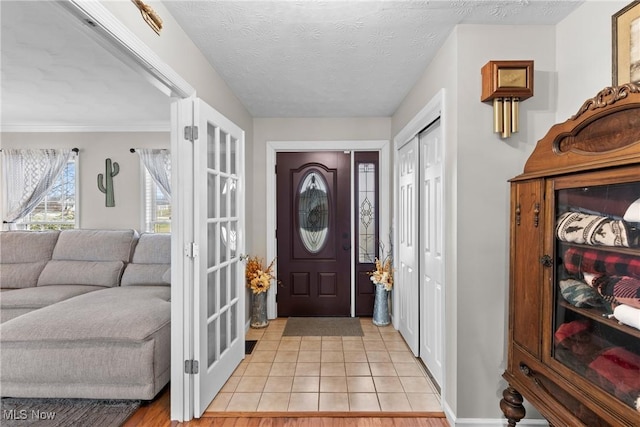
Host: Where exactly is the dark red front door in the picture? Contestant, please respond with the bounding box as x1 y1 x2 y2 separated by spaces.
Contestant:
276 152 351 316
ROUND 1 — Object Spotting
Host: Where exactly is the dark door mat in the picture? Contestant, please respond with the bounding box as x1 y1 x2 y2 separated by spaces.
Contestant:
245 340 258 354
283 317 364 336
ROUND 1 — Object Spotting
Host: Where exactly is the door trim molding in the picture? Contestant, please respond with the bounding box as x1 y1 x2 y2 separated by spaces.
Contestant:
266 140 391 318
394 89 444 151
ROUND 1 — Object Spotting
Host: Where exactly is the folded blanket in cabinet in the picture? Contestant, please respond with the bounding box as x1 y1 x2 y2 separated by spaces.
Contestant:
556 211 631 247
591 275 640 309
559 278 606 308
563 247 640 280
612 304 640 331
554 320 604 372
586 347 640 411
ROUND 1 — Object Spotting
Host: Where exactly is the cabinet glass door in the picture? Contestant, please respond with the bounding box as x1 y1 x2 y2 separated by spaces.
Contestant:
552 177 640 414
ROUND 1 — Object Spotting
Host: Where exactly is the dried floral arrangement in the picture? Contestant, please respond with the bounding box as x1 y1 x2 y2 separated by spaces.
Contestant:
370 256 394 291
243 255 277 294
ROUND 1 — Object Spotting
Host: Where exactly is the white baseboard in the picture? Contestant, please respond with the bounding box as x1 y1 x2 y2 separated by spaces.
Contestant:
443 400 547 426
453 419 547 426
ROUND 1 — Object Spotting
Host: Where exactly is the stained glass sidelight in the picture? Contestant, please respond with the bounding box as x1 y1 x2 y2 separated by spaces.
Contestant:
358 163 376 263
298 171 329 253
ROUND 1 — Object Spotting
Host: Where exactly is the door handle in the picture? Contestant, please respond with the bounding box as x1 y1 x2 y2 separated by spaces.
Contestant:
343 244 351 251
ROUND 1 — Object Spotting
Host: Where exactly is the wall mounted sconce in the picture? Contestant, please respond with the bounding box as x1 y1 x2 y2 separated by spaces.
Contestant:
481 60 534 138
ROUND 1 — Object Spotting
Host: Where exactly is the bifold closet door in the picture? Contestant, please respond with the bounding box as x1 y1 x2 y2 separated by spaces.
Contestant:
396 136 419 356
419 119 444 388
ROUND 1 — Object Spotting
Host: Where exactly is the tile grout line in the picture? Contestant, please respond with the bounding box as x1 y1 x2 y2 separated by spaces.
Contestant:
214 318 440 413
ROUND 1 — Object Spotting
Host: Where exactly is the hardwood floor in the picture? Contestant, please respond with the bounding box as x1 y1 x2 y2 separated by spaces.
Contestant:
123 388 450 427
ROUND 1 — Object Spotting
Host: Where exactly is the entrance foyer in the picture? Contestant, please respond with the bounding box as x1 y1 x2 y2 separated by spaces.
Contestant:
206 318 442 413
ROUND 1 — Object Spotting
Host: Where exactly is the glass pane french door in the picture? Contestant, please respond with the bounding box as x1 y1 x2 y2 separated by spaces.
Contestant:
194 99 244 417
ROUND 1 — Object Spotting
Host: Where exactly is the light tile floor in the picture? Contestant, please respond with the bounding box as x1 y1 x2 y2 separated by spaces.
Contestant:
205 317 442 413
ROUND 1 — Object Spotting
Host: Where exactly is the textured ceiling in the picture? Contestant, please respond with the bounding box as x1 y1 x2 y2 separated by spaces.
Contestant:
1 1 584 129
164 0 583 117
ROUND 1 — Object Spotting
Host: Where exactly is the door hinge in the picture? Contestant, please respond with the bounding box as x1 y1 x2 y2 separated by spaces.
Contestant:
184 359 199 375
184 125 199 141
275 293 278 303
185 242 199 258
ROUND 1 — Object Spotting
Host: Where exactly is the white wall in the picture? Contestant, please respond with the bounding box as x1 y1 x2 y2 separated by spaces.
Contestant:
392 23 558 421
455 24 557 420
556 1 628 121
1 132 168 230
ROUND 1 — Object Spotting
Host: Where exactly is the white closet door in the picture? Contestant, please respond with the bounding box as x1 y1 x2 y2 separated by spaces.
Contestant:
419 120 444 387
396 137 419 356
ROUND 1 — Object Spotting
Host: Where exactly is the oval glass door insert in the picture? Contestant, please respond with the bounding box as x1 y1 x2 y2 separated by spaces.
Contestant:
298 171 329 253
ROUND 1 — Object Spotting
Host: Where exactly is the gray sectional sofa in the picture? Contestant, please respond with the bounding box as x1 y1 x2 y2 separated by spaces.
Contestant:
0 229 171 400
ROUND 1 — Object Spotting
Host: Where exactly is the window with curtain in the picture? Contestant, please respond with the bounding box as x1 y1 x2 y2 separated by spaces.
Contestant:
1 148 77 231
143 168 171 233
18 157 77 230
136 148 171 233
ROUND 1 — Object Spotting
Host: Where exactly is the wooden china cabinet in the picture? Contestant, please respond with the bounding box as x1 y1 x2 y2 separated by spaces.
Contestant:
500 84 640 426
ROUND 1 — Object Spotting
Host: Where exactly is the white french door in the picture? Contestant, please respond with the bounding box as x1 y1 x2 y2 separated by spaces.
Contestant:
419 120 444 388
396 136 419 356
190 99 245 417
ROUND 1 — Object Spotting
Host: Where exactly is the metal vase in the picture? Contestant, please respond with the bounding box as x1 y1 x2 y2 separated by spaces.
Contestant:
372 283 391 326
250 291 269 329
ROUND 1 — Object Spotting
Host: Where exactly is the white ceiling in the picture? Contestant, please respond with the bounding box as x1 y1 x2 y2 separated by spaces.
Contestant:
1 1 584 129
1 0 171 131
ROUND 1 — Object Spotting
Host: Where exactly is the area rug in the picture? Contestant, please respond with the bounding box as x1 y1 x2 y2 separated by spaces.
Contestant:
282 317 364 336
0 397 140 427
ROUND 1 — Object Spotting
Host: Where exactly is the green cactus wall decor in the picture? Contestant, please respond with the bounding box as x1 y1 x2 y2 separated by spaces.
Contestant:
97 158 119 207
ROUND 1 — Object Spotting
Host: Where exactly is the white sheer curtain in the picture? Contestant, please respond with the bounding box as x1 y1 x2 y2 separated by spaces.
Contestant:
1 148 73 229
136 148 171 202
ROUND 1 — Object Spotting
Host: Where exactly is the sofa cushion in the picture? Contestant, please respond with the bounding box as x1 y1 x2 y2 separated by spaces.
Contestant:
131 233 170 264
1 286 170 341
35 229 138 288
0 286 171 399
121 264 170 286
121 233 171 286
0 231 59 289
38 260 125 287
0 285 105 323
51 229 138 263
1 262 47 289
